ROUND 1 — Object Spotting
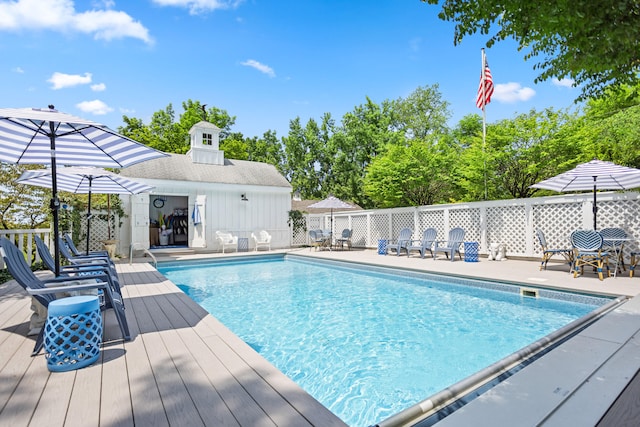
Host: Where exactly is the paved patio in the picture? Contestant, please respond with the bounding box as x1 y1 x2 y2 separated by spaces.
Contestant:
1 248 639 426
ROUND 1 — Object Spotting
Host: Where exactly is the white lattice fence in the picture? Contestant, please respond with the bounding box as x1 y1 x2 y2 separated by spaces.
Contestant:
487 206 527 254
296 192 640 259
76 211 122 253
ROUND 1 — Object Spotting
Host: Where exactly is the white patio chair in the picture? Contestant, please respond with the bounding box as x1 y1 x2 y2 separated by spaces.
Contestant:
215 231 238 253
251 230 272 251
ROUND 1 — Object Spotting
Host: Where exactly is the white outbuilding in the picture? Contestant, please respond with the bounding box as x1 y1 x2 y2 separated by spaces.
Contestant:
118 121 292 254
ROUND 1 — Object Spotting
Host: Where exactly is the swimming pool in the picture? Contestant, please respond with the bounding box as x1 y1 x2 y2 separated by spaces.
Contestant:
158 255 611 426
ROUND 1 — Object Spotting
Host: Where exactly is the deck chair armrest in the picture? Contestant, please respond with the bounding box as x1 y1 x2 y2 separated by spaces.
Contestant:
32 280 108 294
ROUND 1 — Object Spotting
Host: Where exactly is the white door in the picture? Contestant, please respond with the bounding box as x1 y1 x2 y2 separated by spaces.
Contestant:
191 194 207 248
130 193 150 248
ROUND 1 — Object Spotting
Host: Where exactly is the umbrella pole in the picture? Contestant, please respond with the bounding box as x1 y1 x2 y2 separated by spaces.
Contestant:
48 122 61 277
86 177 93 255
593 178 597 230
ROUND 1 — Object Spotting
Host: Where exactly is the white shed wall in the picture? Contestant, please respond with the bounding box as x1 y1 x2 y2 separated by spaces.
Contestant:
119 178 291 253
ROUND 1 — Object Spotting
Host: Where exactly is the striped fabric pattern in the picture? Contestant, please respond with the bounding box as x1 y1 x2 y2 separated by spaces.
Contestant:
17 167 154 195
532 160 640 192
0 108 167 167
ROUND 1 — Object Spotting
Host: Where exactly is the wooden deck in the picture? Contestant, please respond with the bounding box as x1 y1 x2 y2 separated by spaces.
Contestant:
0 261 346 427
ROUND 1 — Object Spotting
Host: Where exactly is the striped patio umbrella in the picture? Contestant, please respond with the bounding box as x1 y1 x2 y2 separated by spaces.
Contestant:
531 160 640 229
0 106 167 275
17 167 154 255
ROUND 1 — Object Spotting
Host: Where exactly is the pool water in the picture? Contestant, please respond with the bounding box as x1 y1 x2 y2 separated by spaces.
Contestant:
159 257 607 427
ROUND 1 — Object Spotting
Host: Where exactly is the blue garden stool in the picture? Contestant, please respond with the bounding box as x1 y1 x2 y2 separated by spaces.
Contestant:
464 241 479 262
378 239 388 255
44 295 102 372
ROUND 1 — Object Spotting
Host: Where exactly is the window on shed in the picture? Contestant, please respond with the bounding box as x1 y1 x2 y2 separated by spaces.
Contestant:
203 133 212 145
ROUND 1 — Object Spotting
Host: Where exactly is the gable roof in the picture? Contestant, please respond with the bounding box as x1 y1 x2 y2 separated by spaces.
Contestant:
120 153 291 188
292 199 363 213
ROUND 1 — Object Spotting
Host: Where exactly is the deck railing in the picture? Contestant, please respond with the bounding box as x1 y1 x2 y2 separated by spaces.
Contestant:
0 229 53 268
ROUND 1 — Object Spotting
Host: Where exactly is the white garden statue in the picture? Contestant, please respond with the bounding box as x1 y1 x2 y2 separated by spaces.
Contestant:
488 243 508 261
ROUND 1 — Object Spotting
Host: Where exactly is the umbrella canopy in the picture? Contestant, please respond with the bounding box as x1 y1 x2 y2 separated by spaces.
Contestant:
531 160 640 229
0 106 167 275
308 195 354 231
17 166 154 255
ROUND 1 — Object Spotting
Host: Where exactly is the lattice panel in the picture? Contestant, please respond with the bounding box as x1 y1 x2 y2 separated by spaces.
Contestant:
333 215 350 236
291 223 307 246
391 211 416 240
486 206 527 254
597 199 640 256
450 208 481 244
416 210 445 241
370 213 390 244
77 213 121 253
350 214 368 247
533 203 581 249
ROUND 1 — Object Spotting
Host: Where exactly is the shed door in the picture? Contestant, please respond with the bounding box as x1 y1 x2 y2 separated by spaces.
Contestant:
130 193 150 248
191 194 206 248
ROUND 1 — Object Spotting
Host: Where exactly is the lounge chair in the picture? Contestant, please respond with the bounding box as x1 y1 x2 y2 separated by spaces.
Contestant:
216 231 238 253
535 229 574 271
251 230 272 251
58 236 117 275
63 233 109 257
433 227 465 261
334 229 353 251
407 228 437 258
387 228 413 256
0 237 130 355
35 235 122 295
570 230 610 280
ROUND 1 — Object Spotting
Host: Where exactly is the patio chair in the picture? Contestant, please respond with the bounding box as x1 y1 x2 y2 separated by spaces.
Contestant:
570 230 610 280
309 230 331 251
334 229 353 251
58 236 117 274
63 233 109 257
433 227 465 262
35 236 122 295
600 228 627 274
535 229 574 271
407 228 437 258
387 228 413 256
0 237 130 355
251 230 272 251
631 252 639 278
216 231 238 253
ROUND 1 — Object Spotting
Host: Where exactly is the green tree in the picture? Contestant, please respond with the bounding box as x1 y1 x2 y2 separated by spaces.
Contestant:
246 130 286 173
364 137 455 207
0 164 50 229
423 0 640 101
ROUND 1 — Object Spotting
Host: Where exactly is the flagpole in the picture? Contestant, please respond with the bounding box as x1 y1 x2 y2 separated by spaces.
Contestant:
481 48 487 200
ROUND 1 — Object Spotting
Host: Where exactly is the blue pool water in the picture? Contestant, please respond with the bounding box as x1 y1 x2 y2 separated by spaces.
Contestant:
158 256 608 427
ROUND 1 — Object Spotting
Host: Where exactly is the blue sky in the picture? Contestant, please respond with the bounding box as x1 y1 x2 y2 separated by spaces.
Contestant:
1 0 580 139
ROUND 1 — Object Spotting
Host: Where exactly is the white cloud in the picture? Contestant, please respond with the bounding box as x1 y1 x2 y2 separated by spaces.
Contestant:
493 82 536 103
48 72 92 90
0 0 153 44
91 83 106 91
119 107 135 114
152 0 244 15
76 99 113 115
13 67 24 73
241 59 276 78
552 77 575 88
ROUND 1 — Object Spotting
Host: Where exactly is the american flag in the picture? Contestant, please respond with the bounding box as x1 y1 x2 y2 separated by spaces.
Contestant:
476 56 494 109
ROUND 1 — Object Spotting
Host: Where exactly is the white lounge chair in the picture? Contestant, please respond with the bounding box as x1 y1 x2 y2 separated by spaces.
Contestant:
251 230 272 251
216 231 238 253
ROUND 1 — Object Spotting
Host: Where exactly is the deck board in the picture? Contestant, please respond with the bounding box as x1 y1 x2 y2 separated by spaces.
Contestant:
0 260 346 427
